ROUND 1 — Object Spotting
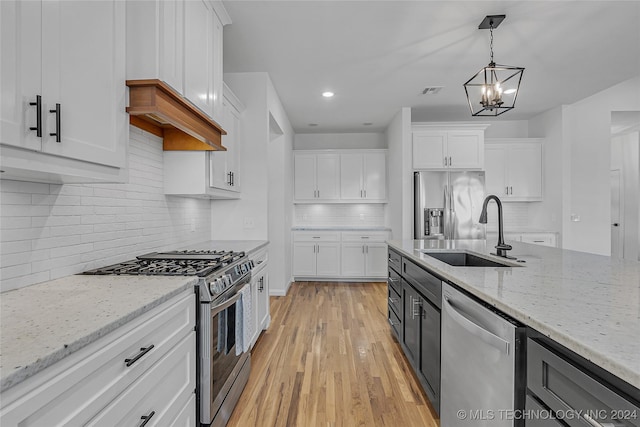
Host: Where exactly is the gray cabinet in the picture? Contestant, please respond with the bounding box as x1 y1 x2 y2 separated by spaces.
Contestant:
525 395 564 426
387 265 402 340
399 257 442 414
527 339 640 427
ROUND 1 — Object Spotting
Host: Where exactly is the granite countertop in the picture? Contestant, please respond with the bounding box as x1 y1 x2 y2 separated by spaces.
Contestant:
388 239 640 390
0 275 197 391
292 226 391 231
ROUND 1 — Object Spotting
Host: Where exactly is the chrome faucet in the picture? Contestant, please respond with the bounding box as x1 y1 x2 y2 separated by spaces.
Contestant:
479 195 515 259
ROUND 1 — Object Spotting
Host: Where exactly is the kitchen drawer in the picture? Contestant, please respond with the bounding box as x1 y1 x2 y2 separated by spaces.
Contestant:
402 258 442 308
341 231 389 242
388 267 401 296
388 248 402 274
388 304 401 340
87 332 196 426
527 339 640 427
0 290 195 426
388 280 402 318
525 394 564 426
293 231 341 242
170 393 197 426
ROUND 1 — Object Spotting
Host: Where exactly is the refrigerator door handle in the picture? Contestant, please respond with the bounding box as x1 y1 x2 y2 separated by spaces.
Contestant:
443 185 449 238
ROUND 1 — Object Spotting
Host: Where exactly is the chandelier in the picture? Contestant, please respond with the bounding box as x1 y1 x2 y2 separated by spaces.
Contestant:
463 15 524 116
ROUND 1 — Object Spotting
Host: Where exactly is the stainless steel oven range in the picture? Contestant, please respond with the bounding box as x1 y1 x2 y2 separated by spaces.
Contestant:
84 249 255 427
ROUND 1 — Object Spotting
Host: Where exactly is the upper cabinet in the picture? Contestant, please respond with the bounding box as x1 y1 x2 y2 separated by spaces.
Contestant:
127 0 230 124
0 0 128 183
164 85 244 199
210 84 243 192
340 152 387 202
412 124 489 170
294 150 387 203
294 153 341 202
485 139 543 201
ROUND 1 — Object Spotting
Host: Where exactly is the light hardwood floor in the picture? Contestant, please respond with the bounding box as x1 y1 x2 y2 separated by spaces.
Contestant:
227 281 439 427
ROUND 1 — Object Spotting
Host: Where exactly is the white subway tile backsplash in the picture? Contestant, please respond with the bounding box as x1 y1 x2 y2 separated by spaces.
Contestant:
294 204 386 227
0 128 211 292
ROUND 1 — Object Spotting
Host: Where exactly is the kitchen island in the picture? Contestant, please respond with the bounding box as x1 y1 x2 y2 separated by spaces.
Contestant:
388 238 640 420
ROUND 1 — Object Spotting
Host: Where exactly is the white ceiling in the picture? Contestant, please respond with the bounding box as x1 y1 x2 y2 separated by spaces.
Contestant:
222 1 640 134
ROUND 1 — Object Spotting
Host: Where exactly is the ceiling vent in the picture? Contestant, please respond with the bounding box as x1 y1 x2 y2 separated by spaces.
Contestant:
422 86 443 95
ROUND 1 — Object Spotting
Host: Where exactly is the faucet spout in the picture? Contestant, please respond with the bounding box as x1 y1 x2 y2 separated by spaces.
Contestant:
479 195 515 259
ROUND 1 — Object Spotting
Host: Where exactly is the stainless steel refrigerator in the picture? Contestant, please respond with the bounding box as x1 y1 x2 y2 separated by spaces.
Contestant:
414 171 486 240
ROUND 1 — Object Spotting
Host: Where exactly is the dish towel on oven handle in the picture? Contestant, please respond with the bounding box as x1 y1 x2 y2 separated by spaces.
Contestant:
236 284 254 355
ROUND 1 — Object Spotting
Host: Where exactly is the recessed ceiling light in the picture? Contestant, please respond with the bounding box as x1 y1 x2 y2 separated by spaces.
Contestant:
363 122 373 126
308 123 318 127
322 91 334 98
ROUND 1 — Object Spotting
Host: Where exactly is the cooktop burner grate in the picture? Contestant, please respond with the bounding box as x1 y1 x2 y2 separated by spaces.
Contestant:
83 250 246 277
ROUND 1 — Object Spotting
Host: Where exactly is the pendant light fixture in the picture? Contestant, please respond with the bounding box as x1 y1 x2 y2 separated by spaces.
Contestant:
463 15 524 116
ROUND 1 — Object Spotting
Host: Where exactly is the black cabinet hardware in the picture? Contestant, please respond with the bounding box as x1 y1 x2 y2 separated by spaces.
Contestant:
29 95 42 137
139 411 155 427
49 103 61 142
124 344 154 367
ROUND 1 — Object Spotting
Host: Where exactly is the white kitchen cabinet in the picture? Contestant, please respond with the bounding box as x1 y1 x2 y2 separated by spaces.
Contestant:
127 0 229 124
292 232 341 277
340 151 387 201
485 139 543 201
0 0 128 183
340 231 389 278
520 232 557 247
247 247 270 349
210 84 243 192
488 231 558 248
294 153 341 202
183 0 214 117
251 248 270 334
412 125 487 170
164 86 243 199
0 289 196 426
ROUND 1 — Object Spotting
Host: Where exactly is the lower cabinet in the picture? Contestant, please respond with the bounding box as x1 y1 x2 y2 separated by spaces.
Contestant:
249 247 270 348
293 230 389 280
399 257 442 414
527 339 640 427
0 289 196 426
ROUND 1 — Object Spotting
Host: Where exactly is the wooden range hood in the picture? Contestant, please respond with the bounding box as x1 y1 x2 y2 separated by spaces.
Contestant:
126 79 226 151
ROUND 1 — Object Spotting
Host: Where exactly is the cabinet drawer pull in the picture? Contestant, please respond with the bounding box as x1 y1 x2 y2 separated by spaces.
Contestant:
139 411 155 427
49 103 61 142
388 297 398 304
29 95 43 137
124 344 154 367
388 318 397 326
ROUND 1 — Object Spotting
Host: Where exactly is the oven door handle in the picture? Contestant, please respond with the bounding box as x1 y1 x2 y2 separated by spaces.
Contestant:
210 283 248 316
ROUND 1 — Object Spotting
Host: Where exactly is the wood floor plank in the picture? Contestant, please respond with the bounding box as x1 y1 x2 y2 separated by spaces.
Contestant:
227 281 439 426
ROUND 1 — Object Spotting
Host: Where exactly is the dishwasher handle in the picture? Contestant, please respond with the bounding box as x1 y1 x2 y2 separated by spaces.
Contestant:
443 295 510 355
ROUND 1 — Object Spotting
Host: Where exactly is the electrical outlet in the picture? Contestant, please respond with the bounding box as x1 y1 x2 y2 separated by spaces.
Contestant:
570 214 581 222
243 217 255 229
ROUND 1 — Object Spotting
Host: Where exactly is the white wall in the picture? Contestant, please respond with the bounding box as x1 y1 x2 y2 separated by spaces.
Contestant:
386 107 412 240
0 128 211 292
213 73 269 240
528 105 569 242
529 76 640 254
266 77 294 296
219 72 295 296
294 132 385 150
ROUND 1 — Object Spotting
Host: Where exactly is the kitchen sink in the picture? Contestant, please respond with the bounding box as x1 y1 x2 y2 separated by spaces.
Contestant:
420 251 519 267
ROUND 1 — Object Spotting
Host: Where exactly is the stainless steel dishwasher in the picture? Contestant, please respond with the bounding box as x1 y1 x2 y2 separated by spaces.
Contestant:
440 283 526 427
